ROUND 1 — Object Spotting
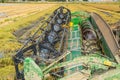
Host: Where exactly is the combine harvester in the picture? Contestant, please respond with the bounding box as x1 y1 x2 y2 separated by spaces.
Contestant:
13 6 120 80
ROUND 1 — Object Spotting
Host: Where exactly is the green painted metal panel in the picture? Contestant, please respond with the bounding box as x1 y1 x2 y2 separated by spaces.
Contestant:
71 11 90 25
66 11 90 61
66 24 82 61
90 17 116 61
60 53 117 80
65 11 90 73
24 58 43 80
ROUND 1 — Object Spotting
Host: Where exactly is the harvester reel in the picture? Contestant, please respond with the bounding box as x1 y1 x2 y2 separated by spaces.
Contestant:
13 6 71 80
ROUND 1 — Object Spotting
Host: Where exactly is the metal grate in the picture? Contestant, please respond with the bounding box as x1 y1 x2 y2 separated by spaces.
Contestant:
66 24 82 61
68 25 81 51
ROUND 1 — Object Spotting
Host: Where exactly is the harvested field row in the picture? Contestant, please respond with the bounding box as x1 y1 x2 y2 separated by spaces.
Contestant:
85 3 120 12
61 3 120 24
0 3 56 26
0 3 56 18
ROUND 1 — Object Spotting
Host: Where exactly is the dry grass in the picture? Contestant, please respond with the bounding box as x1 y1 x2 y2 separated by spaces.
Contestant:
0 3 56 26
0 65 15 80
85 3 120 12
0 4 58 53
61 3 120 24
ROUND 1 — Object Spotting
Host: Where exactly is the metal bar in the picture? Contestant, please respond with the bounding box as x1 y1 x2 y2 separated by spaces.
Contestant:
43 51 71 74
59 28 66 52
